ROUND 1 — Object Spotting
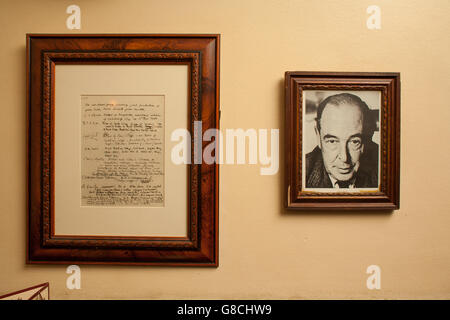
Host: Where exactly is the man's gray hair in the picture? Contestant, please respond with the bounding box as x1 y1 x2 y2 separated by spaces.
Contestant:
315 93 375 138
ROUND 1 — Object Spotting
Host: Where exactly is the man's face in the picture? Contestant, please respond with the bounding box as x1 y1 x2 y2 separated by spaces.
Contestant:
317 102 365 182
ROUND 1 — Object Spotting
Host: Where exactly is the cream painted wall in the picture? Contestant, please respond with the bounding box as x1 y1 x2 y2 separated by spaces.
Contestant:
0 0 449 299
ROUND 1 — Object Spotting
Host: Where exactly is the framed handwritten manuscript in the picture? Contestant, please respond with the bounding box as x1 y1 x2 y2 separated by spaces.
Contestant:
27 34 220 266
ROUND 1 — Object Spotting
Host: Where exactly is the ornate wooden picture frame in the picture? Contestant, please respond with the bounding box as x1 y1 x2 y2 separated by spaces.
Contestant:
27 34 219 265
285 72 400 210
0 283 49 300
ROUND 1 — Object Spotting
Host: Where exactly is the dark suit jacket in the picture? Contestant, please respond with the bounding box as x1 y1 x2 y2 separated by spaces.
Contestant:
305 142 379 188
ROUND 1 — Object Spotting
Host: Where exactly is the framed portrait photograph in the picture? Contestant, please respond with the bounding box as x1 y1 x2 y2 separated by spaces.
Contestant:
27 34 219 265
285 72 400 210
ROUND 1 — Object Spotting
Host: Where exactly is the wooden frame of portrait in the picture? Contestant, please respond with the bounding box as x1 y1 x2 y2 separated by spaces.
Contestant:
27 34 220 266
285 72 400 210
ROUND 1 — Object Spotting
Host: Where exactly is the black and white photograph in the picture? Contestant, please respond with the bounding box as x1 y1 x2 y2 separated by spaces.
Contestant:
285 72 400 210
302 90 381 192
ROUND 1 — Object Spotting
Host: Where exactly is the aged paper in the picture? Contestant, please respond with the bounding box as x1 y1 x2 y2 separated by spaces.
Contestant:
81 95 165 207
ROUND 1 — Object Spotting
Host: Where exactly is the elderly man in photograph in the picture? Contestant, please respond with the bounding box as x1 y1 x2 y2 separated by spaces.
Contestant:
305 93 379 189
